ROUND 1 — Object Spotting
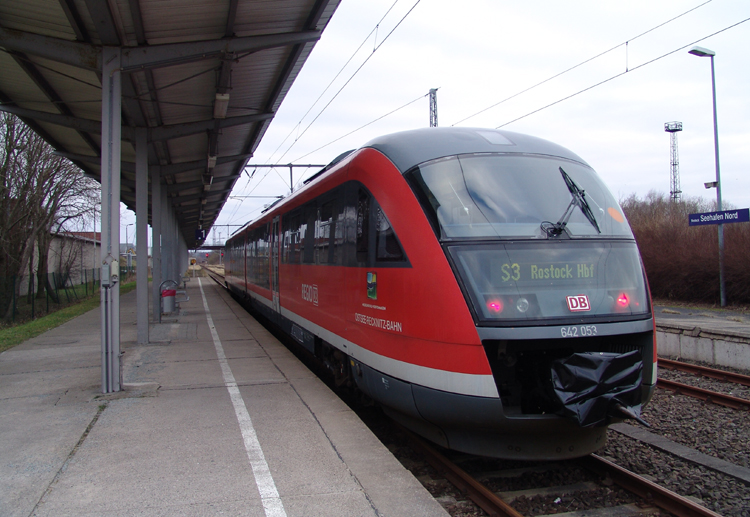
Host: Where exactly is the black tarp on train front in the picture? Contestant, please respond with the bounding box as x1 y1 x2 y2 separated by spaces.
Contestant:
551 350 643 428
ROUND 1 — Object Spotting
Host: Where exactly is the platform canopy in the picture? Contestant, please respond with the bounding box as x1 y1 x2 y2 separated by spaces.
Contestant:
0 0 341 248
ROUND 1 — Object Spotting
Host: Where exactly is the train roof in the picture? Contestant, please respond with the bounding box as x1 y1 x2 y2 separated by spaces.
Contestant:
363 127 589 173
227 128 589 239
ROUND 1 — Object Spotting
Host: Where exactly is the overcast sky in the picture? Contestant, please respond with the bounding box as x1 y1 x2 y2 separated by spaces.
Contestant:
147 0 750 243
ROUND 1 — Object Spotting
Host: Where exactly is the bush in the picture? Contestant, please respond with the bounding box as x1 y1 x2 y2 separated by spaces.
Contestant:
622 191 750 304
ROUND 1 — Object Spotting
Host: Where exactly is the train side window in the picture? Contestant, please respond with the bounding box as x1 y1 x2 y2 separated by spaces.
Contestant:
252 228 260 285
282 216 291 264
250 232 255 283
303 203 316 264
356 188 370 264
317 199 335 264
258 224 270 289
333 195 347 265
296 213 305 264
375 205 404 262
337 183 357 267
284 209 302 264
295 212 306 265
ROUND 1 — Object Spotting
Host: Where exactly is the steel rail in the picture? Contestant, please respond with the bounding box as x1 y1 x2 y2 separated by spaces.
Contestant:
579 454 723 517
399 426 524 517
657 378 750 410
200 265 226 286
659 358 750 386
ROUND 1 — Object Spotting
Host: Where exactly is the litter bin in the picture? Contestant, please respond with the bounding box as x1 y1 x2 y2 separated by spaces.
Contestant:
162 289 176 313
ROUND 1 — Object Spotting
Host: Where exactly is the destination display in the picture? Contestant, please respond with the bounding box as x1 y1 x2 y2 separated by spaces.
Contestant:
450 241 650 321
495 261 596 283
688 208 750 226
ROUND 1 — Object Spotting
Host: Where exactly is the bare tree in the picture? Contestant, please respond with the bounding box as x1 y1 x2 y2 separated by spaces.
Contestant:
0 113 100 321
0 113 36 318
34 167 99 302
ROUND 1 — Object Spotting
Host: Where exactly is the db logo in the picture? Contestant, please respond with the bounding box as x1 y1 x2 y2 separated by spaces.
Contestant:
566 294 591 312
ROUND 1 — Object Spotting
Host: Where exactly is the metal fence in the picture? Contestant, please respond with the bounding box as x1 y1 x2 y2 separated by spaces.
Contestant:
0 268 116 324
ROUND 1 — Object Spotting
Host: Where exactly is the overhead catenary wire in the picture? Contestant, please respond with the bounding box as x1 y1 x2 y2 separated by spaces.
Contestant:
451 0 714 127
291 92 427 188
232 0 422 209
495 16 750 129
269 0 422 168
263 0 403 165
226 89 427 225
226 88 425 222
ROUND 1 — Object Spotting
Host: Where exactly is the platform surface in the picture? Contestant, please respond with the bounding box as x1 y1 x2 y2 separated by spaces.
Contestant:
654 302 750 340
0 278 447 516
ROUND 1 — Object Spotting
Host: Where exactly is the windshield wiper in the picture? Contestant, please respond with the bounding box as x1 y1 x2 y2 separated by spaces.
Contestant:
541 167 601 237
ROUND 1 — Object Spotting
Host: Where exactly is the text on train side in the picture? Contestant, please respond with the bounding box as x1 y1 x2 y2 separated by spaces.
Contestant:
354 313 403 333
301 283 318 306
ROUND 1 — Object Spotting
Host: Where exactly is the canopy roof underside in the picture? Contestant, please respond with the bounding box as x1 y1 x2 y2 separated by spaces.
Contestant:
0 0 341 247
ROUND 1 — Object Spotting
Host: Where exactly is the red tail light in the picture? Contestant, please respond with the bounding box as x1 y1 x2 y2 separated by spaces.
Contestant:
487 300 504 313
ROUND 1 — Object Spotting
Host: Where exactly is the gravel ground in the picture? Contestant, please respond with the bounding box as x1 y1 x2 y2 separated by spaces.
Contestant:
650 370 750 468
600 373 750 517
601 432 750 517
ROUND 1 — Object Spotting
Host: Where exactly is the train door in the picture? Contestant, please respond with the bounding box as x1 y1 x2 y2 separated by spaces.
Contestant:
271 216 280 313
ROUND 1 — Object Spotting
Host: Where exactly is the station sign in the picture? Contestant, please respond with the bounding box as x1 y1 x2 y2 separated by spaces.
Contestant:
195 228 207 241
688 208 750 226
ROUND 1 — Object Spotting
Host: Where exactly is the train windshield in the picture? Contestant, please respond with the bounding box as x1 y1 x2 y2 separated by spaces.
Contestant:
449 241 650 323
406 154 632 239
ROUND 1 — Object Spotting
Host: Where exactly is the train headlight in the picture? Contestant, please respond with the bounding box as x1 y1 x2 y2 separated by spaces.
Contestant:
516 297 529 313
487 299 504 313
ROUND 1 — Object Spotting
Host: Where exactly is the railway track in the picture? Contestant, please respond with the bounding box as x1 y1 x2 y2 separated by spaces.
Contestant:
200 265 226 285
399 424 723 517
659 358 750 386
657 359 750 410
657 378 750 410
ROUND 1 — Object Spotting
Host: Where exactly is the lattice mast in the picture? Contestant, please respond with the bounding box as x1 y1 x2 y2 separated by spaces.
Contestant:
665 121 683 201
429 88 438 127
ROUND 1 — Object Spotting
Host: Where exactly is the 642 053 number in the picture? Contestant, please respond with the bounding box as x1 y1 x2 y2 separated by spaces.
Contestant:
560 325 598 338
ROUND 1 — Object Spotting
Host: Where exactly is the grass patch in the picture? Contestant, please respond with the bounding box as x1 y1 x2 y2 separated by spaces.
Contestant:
0 280 138 354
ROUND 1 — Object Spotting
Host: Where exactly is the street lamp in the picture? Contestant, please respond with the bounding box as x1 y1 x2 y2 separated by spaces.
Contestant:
689 45 725 307
124 223 134 249
124 223 134 274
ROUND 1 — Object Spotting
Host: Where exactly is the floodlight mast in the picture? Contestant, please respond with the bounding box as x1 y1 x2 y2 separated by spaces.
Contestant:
664 121 683 202
429 88 438 127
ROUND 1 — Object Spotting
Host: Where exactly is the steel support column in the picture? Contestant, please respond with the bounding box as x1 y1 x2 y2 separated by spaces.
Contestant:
151 169 162 323
170 205 179 282
178 232 188 278
161 191 173 284
135 128 149 344
100 47 121 393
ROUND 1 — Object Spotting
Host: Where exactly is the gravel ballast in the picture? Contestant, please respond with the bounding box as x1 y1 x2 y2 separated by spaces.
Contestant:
600 366 750 517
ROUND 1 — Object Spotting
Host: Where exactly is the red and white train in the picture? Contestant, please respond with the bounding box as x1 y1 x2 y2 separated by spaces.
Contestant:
225 127 656 460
